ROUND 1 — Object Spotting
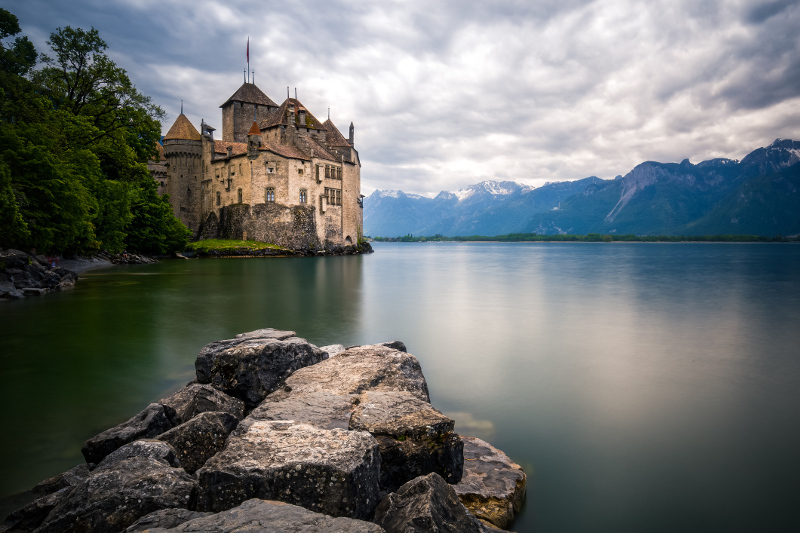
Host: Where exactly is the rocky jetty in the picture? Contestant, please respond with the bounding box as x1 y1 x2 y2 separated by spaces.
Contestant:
1 329 526 532
0 250 77 300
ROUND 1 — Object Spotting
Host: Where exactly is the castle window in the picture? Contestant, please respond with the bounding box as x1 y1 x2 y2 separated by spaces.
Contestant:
325 165 331 179
265 187 275 202
215 169 220 180
298 168 303 175
216 191 221 206
315 165 320 180
230 164 235 176
324 187 342 206
239 163 242 175
237 188 243 204
299 189 307 203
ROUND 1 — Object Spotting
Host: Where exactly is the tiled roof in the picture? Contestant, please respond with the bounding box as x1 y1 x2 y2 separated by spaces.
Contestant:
247 121 261 136
322 119 351 147
302 136 339 162
213 141 248 157
259 98 325 131
259 141 309 161
163 114 201 141
220 83 278 107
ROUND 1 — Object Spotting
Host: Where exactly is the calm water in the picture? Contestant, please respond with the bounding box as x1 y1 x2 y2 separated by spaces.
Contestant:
1 243 799 532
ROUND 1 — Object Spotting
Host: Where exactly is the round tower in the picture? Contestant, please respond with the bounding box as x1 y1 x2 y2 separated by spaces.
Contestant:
163 113 203 234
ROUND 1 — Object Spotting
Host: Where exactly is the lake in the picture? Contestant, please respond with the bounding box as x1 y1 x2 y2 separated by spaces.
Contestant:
1 242 799 532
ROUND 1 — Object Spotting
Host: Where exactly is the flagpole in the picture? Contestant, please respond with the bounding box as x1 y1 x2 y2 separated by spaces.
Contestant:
247 37 250 83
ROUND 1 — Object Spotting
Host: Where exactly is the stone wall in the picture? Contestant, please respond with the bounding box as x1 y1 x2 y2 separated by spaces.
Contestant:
204 203 320 250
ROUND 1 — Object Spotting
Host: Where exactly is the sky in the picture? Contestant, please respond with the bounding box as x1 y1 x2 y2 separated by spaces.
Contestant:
7 0 800 196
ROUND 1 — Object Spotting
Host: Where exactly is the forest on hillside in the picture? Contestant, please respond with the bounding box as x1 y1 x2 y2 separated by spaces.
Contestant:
0 9 189 255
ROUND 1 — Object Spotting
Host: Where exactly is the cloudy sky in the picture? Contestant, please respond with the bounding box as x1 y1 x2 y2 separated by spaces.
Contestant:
9 0 800 196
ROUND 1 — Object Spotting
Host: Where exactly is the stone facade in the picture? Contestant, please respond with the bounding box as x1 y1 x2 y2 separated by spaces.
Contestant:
155 82 363 248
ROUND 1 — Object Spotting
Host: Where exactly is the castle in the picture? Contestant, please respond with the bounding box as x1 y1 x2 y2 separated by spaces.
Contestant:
151 81 363 249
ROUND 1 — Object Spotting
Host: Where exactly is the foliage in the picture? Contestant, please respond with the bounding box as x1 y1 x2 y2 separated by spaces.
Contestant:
186 239 287 254
0 9 189 254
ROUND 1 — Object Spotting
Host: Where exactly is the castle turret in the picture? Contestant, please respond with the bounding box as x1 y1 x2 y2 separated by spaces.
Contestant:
163 113 203 234
247 121 262 159
220 83 277 143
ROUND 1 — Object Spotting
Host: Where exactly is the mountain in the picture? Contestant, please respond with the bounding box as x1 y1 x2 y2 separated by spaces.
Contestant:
364 139 800 237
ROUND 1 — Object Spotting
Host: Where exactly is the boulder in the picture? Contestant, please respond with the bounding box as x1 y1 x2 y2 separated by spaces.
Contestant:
281 345 430 402
1 489 70 532
156 411 240 474
453 436 527 530
96 440 181 471
196 420 381 519
194 330 326 408
125 509 212 532
319 344 346 357
81 403 179 464
139 499 385 532
160 383 245 423
36 456 197 533
0 279 23 299
373 473 486 533
32 464 91 496
248 390 355 430
350 391 463 492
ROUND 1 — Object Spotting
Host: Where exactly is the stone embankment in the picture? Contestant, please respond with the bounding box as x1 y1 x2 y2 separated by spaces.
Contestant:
0 250 157 300
1 329 526 532
193 241 373 258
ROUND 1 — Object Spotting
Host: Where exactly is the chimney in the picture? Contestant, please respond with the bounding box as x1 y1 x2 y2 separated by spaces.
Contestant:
349 122 354 147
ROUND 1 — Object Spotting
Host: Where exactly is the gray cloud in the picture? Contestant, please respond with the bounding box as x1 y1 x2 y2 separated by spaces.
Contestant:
8 0 800 196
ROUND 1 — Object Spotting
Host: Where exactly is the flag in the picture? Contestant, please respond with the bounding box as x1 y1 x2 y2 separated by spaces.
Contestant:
247 37 249 63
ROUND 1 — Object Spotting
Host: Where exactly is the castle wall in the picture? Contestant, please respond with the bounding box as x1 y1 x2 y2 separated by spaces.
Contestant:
206 203 319 249
164 138 203 234
222 102 274 143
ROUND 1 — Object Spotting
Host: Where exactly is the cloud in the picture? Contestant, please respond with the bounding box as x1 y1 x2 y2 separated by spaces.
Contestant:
11 0 800 196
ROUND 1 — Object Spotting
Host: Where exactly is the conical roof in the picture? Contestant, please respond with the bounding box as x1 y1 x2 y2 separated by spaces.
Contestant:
248 121 261 136
220 83 278 107
163 114 201 141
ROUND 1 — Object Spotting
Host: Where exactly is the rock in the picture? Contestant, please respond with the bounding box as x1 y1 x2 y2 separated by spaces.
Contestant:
96 439 181 471
350 391 463 492
196 421 381 519
160 383 245 423
81 403 180 464
32 464 91 496
319 344 346 357
36 456 197 533
194 330 326 408
453 436 527 530
156 411 239 474
373 473 486 533
0 279 24 299
1 489 70 532
21 287 45 296
248 390 355 430
378 341 407 353
281 345 430 402
140 499 385 532
125 509 212 532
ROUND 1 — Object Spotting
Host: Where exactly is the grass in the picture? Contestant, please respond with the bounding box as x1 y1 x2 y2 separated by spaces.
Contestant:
186 239 288 254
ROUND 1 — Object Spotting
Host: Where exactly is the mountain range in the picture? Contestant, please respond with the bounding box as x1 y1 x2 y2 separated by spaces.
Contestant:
363 139 800 237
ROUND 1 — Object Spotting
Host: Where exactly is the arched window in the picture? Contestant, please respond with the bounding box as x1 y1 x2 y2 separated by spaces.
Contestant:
237 188 243 203
299 189 307 204
265 187 275 202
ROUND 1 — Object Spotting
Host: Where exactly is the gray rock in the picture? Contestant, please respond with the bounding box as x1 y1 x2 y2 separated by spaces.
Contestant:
160 383 245 423
125 509 212 532
141 499 385 532
248 390 355 430
453 436 527 530
31 464 91 496
195 331 326 408
21 287 45 296
156 411 239 474
350 391 463 492
281 345 430 402
377 341 407 353
196 421 381 519
96 439 181 471
0 279 23 299
319 344 345 357
36 456 197 533
81 403 180 464
373 473 485 533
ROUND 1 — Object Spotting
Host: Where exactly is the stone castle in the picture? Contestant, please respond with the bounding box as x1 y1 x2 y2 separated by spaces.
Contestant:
151 81 363 249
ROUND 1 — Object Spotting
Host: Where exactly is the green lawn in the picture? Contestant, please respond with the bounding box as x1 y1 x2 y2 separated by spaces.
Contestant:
186 239 288 254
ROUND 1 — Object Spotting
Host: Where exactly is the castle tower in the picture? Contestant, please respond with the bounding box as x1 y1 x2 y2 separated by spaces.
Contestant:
220 83 278 143
247 120 262 159
163 113 203 234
